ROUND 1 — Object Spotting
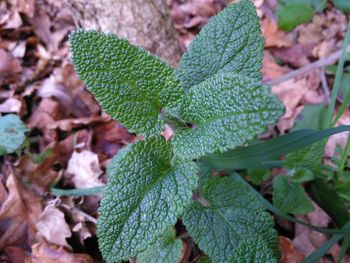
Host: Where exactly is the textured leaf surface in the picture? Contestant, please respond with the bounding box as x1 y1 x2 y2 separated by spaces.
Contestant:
176 0 264 89
97 137 197 262
183 175 279 263
273 175 314 214
173 74 284 160
230 238 278 263
0 114 28 155
70 30 184 137
137 227 182 263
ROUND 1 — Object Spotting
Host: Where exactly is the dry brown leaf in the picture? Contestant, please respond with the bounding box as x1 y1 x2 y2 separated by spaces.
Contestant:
272 44 313 68
0 174 27 250
0 172 42 250
47 116 110 132
28 242 94 263
279 236 305 263
67 150 104 189
298 9 347 58
0 97 22 114
262 18 292 48
36 204 72 249
271 70 324 133
3 246 27 263
0 48 22 74
262 51 290 81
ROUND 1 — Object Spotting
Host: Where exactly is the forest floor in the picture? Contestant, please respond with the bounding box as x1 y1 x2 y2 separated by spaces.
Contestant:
0 0 349 262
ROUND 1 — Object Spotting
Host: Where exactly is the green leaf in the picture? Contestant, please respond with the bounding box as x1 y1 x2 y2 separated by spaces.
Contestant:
276 3 315 32
137 227 182 263
172 74 284 160
247 168 271 185
69 30 185 137
97 137 197 262
183 175 279 263
0 114 28 155
291 104 327 131
230 238 278 263
284 141 325 170
333 0 350 13
273 175 314 214
283 0 326 12
202 126 350 170
176 0 264 89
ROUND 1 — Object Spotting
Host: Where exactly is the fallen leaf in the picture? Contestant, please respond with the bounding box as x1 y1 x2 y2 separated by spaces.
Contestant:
3 246 27 263
279 236 305 263
262 17 293 48
66 150 104 189
36 204 72 249
271 70 324 133
262 51 290 81
0 97 22 114
28 242 94 263
0 171 42 250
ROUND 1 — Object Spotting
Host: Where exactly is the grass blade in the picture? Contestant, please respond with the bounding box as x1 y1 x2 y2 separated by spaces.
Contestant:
203 126 350 170
51 186 105 196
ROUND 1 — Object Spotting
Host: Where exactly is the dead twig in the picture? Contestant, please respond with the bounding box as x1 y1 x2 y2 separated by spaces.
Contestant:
264 46 350 86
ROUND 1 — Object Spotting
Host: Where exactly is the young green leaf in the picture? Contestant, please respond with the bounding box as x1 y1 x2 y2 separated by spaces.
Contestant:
137 227 182 263
273 175 314 214
0 114 28 155
69 30 185 137
172 73 284 160
97 137 197 262
183 175 279 263
176 0 264 89
276 3 314 32
291 104 327 131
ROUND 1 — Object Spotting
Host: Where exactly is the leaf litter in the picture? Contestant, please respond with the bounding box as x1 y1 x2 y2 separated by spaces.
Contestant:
0 0 349 262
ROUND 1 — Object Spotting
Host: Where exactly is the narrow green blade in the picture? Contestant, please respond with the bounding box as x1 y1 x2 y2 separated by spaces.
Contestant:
203 125 350 170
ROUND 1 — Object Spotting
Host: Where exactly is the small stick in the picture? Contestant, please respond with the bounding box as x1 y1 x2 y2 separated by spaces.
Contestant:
320 67 330 104
264 46 350 86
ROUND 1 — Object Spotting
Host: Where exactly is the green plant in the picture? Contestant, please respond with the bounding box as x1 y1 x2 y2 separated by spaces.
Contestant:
0 114 28 156
69 0 350 262
70 1 283 261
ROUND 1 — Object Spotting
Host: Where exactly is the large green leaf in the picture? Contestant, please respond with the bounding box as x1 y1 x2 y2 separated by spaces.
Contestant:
97 137 197 262
273 175 314 214
137 227 182 263
172 73 284 160
176 0 264 89
69 30 185 137
0 114 28 155
183 175 279 263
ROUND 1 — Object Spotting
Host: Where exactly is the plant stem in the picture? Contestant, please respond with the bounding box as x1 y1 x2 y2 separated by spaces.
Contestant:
323 20 350 129
339 133 350 173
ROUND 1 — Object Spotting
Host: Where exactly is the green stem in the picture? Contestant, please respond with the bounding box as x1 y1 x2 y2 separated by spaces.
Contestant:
339 133 350 173
323 20 350 129
338 235 350 263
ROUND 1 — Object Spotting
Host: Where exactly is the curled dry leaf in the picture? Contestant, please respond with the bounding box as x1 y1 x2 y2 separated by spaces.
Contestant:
0 172 42 250
271 70 324 133
28 242 94 263
261 18 292 48
67 150 104 189
279 236 305 263
36 204 72 249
